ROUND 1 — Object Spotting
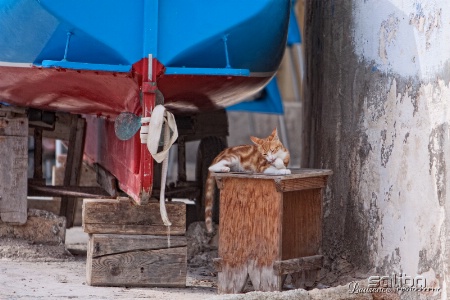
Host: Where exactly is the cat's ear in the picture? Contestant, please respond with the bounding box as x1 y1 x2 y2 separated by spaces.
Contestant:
270 128 279 141
250 136 262 145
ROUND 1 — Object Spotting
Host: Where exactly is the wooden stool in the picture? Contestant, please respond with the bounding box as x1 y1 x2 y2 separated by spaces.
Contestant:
212 169 332 293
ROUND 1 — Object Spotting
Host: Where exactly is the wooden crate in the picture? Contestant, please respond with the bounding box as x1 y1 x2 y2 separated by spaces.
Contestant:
87 234 187 287
211 168 332 293
82 198 185 235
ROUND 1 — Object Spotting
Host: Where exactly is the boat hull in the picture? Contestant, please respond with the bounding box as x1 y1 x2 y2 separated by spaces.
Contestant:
0 0 289 117
0 0 290 203
0 62 273 117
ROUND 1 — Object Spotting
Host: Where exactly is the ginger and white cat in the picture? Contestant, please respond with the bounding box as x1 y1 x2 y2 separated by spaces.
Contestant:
204 128 290 233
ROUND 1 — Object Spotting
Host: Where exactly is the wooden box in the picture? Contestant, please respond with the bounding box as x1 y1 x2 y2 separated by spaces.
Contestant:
212 169 332 293
82 198 186 235
87 234 187 287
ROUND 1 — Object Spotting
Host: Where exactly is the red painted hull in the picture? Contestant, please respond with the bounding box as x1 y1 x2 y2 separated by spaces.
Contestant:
0 66 142 118
1 59 272 203
0 62 271 117
84 116 145 202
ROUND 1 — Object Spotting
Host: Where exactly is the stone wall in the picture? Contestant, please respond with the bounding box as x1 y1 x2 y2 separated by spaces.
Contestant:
305 0 450 298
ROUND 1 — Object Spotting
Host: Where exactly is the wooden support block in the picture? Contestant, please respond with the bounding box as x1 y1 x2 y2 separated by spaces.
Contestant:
87 234 187 287
83 198 186 235
0 114 28 224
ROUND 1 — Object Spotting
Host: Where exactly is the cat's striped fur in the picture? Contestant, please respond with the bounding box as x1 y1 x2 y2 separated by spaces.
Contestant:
204 128 290 233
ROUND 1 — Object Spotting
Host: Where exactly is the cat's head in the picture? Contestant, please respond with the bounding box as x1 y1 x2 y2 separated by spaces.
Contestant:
250 128 287 163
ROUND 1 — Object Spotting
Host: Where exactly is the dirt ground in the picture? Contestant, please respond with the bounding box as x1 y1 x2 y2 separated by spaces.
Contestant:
0 221 370 300
0 226 218 300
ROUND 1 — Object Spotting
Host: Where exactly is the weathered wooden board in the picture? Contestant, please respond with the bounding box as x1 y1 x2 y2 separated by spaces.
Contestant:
60 116 86 228
273 255 323 275
213 169 332 193
212 168 333 181
83 198 186 235
0 116 28 224
87 234 187 287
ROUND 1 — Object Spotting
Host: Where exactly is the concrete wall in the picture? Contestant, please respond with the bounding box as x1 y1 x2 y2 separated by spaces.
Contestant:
305 0 450 298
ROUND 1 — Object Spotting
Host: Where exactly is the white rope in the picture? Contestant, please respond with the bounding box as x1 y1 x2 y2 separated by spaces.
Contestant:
140 105 178 229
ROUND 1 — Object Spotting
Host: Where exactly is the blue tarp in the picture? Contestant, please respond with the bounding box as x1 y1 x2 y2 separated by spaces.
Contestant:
226 79 284 114
226 0 301 115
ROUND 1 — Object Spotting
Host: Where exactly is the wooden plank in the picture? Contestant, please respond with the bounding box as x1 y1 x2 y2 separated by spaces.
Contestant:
273 255 323 275
0 116 28 224
60 116 86 227
89 234 186 257
211 168 333 181
82 198 186 235
218 176 327 192
282 189 323 260
29 184 111 198
87 234 187 287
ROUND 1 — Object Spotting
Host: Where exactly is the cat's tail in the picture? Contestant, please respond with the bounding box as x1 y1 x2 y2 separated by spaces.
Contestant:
204 171 216 233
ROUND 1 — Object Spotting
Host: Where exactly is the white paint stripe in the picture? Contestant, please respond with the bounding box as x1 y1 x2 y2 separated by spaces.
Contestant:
0 62 33 68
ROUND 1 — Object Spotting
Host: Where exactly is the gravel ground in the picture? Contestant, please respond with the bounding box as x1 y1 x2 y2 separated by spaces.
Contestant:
0 226 218 300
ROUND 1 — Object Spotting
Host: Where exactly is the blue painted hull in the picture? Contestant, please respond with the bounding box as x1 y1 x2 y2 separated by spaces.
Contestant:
0 0 290 116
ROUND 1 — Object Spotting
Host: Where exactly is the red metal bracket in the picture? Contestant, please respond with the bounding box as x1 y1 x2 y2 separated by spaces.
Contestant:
137 57 164 204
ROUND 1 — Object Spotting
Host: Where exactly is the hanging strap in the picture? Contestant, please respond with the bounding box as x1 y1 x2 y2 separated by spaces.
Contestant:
140 105 178 227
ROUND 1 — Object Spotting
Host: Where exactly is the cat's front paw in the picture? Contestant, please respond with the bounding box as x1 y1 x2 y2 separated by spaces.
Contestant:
277 168 291 175
221 167 231 172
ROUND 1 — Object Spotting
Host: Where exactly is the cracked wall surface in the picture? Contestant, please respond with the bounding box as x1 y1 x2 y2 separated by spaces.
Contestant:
305 0 450 299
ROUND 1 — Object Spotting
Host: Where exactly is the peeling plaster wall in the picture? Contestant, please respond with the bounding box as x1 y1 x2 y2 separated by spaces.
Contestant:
305 0 450 298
